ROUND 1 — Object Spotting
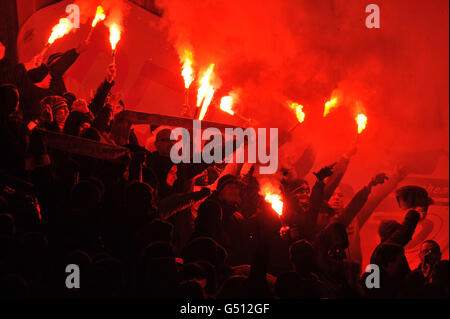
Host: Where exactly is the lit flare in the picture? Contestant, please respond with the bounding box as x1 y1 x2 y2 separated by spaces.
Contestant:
109 24 121 51
181 50 194 89
356 113 367 134
197 64 215 120
261 183 284 216
92 6 106 27
288 101 305 123
323 97 338 117
197 64 214 106
220 96 235 115
48 18 74 45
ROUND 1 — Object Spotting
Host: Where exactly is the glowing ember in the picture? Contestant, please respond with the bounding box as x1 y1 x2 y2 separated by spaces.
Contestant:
109 24 121 51
288 101 305 123
220 96 235 115
92 6 106 27
181 50 194 89
323 97 338 117
48 18 74 44
356 113 368 134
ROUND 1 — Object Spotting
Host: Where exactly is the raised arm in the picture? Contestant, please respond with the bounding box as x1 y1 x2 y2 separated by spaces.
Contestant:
323 143 357 201
47 48 79 77
388 209 421 247
356 165 408 228
308 163 336 225
88 64 116 116
336 173 388 228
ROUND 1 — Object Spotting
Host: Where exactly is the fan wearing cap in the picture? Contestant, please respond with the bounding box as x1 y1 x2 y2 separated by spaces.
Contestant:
0 40 46 122
196 174 248 266
280 163 335 243
33 41 88 95
377 185 433 247
360 185 434 298
38 96 70 132
63 98 94 137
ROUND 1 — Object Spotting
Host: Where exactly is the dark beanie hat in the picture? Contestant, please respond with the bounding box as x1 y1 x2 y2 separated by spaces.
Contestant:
40 95 68 112
63 92 77 109
216 174 239 194
47 52 63 66
0 84 19 116
63 111 93 136
395 185 434 209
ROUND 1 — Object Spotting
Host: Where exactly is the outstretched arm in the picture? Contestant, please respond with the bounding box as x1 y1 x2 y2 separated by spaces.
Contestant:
356 166 408 228
336 173 388 228
308 163 336 226
388 209 421 246
47 48 79 77
158 188 211 219
323 143 357 201
88 64 116 116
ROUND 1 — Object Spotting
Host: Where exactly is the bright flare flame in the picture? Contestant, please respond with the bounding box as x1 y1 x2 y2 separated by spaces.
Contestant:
197 64 215 120
323 97 338 117
288 101 305 123
261 183 284 216
356 113 368 134
265 193 283 216
92 6 106 27
181 50 194 89
199 86 215 120
48 18 74 44
109 24 121 51
220 96 235 115
197 64 214 106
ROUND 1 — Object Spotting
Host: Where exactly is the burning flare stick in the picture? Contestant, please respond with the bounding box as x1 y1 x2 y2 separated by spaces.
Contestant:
196 64 215 120
323 97 338 117
217 93 253 125
220 96 235 116
265 192 284 216
181 50 194 90
260 182 284 223
109 24 121 64
289 101 305 123
41 18 74 56
356 113 368 134
86 6 106 42
180 50 194 115
287 101 305 133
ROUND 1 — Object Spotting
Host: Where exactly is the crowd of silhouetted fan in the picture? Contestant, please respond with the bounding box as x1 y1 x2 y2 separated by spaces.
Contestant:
0 42 448 298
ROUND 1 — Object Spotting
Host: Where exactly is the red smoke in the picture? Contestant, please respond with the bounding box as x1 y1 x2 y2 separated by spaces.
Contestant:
155 0 449 184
